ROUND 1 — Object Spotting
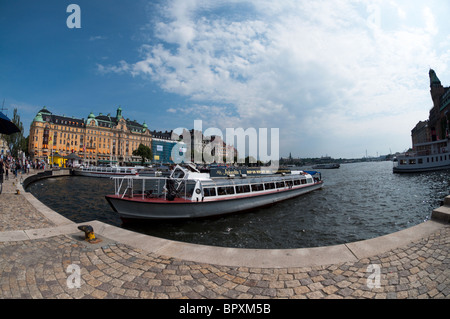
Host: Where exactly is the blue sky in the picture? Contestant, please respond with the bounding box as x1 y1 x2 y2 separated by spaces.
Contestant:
1 0 449 159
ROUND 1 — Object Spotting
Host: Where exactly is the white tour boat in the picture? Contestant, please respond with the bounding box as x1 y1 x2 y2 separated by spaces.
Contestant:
73 166 138 178
105 164 324 220
393 138 450 173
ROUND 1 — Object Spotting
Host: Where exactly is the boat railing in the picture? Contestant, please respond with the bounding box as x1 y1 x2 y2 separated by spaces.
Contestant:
111 176 198 200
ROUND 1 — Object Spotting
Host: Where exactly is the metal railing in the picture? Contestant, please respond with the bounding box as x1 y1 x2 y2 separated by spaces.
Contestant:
111 176 196 200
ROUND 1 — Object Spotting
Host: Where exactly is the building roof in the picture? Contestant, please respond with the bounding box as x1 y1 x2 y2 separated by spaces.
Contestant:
429 69 442 87
149 130 173 140
33 107 149 133
93 112 147 132
38 106 52 115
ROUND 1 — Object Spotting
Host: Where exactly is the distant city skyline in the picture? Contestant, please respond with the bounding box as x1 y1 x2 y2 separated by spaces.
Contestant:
1 0 449 159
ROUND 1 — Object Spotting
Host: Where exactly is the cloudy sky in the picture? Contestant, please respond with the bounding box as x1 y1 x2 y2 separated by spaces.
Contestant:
1 0 449 159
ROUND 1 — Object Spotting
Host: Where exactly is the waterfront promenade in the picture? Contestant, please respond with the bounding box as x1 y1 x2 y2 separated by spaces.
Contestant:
0 169 449 299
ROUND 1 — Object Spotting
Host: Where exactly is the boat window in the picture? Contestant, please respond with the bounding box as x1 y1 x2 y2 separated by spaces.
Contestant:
276 181 285 188
418 158 423 164
217 186 235 196
264 182 275 190
307 178 313 184
236 185 251 193
203 187 216 197
293 180 300 186
409 159 416 165
251 184 264 192
285 180 293 187
301 179 307 185
172 169 185 179
226 186 235 194
185 182 196 197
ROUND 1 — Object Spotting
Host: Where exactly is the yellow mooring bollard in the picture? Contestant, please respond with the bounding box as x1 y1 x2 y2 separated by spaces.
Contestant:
77 225 102 244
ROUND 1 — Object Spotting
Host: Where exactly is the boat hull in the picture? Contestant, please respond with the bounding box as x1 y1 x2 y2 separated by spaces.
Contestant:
106 182 324 220
393 162 450 173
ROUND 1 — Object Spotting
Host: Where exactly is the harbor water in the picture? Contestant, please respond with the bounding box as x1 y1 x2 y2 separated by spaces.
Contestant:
26 161 449 249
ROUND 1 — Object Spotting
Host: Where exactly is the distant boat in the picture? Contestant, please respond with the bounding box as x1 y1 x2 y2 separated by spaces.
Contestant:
73 166 138 178
393 138 450 173
105 164 324 220
312 163 340 169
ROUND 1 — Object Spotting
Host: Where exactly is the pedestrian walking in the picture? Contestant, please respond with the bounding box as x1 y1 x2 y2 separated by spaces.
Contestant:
5 160 9 180
0 159 4 194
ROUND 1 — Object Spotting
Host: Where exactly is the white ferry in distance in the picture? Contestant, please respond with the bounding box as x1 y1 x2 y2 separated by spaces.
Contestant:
73 165 138 178
393 138 450 173
105 164 324 220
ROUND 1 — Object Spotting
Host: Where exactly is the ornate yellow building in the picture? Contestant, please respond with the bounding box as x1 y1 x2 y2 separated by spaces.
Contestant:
29 106 152 166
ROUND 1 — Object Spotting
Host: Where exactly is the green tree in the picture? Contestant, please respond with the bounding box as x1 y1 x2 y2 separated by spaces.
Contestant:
2 108 25 157
21 135 29 156
132 143 153 165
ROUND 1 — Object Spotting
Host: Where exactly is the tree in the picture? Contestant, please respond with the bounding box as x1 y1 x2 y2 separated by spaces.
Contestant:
132 143 153 165
2 108 25 157
21 135 29 156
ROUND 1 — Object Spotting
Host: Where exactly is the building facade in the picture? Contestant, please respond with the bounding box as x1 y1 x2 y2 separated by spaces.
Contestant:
29 106 152 166
150 130 180 164
411 69 450 149
428 69 450 141
411 121 430 146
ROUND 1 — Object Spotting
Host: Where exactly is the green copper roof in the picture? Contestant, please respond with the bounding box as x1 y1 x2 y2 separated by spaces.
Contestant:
116 106 123 119
33 112 44 122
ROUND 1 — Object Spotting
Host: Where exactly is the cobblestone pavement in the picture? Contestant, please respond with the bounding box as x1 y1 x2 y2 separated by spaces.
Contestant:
0 172 55 232
0 171 449 299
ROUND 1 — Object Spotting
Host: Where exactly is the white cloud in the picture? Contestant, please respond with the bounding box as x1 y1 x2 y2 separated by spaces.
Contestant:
423 6 438 36
97 60 130 74
99 0 450 157
89 35 107 41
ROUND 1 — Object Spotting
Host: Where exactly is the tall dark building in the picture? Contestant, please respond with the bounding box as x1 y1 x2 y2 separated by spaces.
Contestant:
428 69 450 141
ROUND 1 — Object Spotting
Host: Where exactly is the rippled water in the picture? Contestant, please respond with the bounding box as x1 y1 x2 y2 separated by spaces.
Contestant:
26 162 449 249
